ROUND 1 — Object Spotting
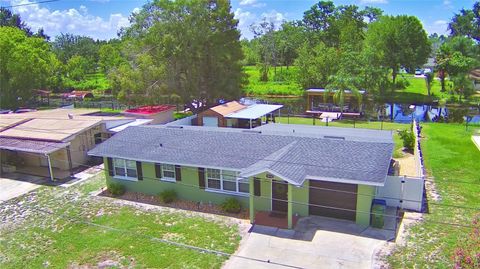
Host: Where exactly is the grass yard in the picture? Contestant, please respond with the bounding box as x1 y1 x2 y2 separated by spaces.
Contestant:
276 116 410 158
0 175 241 268
388 123 480 267
243 66 303 96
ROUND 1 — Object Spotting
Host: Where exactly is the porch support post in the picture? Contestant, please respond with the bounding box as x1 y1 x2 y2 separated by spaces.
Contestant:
287 184 293 229
249 177 255 224
249 119 252 129
45 153 54 181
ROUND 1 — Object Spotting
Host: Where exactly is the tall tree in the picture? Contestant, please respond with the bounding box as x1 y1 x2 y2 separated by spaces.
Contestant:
250 18 277 81
448 1 480 42
295 42 339 89
364 15 431 89
0 27 59 109
424 72 434 96
118 0 244 109
0 7 48 40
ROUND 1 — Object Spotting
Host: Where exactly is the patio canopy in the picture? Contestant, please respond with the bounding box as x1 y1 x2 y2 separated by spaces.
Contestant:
0 137 69 154
225 104 283 120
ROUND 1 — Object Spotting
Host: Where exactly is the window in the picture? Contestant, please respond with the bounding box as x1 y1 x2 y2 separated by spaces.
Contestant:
113 158 137 180
206 168 249 194
161 164 176 181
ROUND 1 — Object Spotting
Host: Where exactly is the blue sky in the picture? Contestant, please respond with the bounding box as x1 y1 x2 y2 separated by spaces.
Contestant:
0 0 477 40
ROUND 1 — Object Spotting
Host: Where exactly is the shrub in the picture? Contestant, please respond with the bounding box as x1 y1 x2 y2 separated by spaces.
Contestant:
399 129 415 152
221 198 242 214
107 182 125 196
158 189 178 204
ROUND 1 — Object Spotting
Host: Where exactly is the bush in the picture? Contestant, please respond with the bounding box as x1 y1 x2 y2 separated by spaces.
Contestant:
158 189 178 204
107 182 125 196
221 198 242 214
399 129 415 152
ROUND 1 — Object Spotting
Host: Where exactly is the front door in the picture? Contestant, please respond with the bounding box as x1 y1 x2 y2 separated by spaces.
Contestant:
272 180 288 212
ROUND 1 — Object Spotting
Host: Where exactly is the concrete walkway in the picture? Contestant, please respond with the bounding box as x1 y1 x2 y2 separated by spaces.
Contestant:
473 135 480 151
224 216 396 269
0 173 45 202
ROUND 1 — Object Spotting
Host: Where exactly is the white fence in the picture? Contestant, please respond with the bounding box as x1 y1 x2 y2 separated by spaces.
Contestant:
376 175 425 212
413 120 425 178
166 114 197 126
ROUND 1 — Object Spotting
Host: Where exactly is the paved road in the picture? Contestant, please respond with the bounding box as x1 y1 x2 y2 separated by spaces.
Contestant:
224 216 394 269
0 173 44 202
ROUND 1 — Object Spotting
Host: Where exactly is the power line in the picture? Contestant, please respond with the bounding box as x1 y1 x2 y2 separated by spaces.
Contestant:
1 0 60 9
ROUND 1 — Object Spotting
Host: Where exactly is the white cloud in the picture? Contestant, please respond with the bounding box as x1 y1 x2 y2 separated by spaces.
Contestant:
443 0 453 9
234 7 257 39
359 0 388 4
11 0 131 40
239 0 265 8
261 10 286 28
422 20 449 36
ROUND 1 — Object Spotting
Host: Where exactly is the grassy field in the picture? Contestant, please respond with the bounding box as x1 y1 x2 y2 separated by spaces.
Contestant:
276 116 410 158
0 175 240 268
388 123 480 267
243 66 303 96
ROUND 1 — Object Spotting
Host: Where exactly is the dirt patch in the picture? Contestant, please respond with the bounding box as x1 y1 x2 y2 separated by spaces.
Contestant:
395 152 419 177
99 189 249 220
68 251 136 269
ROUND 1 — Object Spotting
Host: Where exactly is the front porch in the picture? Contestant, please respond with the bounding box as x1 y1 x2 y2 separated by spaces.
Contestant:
253 211 300 229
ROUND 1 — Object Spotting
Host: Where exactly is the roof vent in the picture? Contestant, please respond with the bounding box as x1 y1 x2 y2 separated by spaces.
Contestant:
166 125 184 129
324 135 345 140
242 130 261 134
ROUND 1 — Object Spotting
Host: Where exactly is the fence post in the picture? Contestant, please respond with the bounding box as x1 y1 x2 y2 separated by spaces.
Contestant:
312 114 315 126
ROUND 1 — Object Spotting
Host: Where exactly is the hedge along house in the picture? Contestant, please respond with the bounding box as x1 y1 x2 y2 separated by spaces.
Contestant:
88 124 394 229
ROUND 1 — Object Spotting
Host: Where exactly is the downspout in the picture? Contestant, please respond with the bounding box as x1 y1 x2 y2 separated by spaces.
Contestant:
45 153 54 181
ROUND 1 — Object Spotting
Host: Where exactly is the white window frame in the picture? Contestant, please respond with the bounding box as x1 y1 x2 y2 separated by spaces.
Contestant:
206 168 249 196
160 163 176 182
113 158 138 181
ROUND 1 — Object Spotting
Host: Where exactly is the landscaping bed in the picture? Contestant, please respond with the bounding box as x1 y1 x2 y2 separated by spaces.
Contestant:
99 189 250 220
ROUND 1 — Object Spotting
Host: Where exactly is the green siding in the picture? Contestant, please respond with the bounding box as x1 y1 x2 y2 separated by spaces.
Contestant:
251 172 272 212
292 180 309 217
356 184 376 227
104 158 249 208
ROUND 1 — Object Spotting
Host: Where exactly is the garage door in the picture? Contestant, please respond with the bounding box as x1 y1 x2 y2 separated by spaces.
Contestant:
203 116 218 127
309 180 357 221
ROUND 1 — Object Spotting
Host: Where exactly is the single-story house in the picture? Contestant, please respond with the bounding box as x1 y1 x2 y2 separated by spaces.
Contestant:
0 108 146 180
88 123 394 229
197 101 283 129
469 68 480 91
122 105 176 125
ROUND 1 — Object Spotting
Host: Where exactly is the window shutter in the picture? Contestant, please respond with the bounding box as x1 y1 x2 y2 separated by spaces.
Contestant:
198 168 205 189
254 177 261 196
107 157 114 176
136 161 143 180
175 165 182 181
155 163 162 179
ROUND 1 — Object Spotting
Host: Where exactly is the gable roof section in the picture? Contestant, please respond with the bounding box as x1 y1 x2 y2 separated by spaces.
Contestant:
88 125 394 186
208 101 246 116
225 104 283 120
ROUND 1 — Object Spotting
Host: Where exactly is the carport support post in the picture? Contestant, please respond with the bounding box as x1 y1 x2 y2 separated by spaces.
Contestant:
287 184 293 229
45 153 54 181
249 177 255 224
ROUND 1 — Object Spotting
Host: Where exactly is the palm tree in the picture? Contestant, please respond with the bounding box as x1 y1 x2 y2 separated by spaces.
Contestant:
326 74 362 114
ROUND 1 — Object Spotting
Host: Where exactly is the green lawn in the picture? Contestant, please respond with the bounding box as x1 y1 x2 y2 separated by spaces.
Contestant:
243 66 303 96
388 123 480 267
0 175 240 268
276 117 410 158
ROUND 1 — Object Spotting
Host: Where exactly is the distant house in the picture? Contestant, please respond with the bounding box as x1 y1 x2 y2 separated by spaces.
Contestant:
305 89 366 119
469 68 480 91
0 108 146 180
122 105 176 125
197 101 283 128
88 123 395 229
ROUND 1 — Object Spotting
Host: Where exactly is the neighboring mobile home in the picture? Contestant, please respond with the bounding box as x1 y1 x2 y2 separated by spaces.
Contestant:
88 124 394 229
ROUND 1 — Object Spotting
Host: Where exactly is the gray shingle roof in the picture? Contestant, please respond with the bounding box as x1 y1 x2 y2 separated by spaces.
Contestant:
88 125 394 186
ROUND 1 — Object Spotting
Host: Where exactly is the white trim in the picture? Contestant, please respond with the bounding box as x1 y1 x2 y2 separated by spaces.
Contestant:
205 188 249 197
113 175 138 182
307 176 385 187
160 178 176 183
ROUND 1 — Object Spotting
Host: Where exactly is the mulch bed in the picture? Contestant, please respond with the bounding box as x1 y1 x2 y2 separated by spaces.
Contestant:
99 189 249 220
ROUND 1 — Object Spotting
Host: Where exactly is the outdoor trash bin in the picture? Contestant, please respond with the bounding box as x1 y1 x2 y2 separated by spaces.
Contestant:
371 200 386 228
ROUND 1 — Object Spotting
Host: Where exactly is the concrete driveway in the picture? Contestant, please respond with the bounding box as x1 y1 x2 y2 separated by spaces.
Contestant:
224 215 397 269
0 173 45 202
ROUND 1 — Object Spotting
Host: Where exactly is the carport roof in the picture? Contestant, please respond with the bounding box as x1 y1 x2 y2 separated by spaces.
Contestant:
0 137 69 154
225 104 283 120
